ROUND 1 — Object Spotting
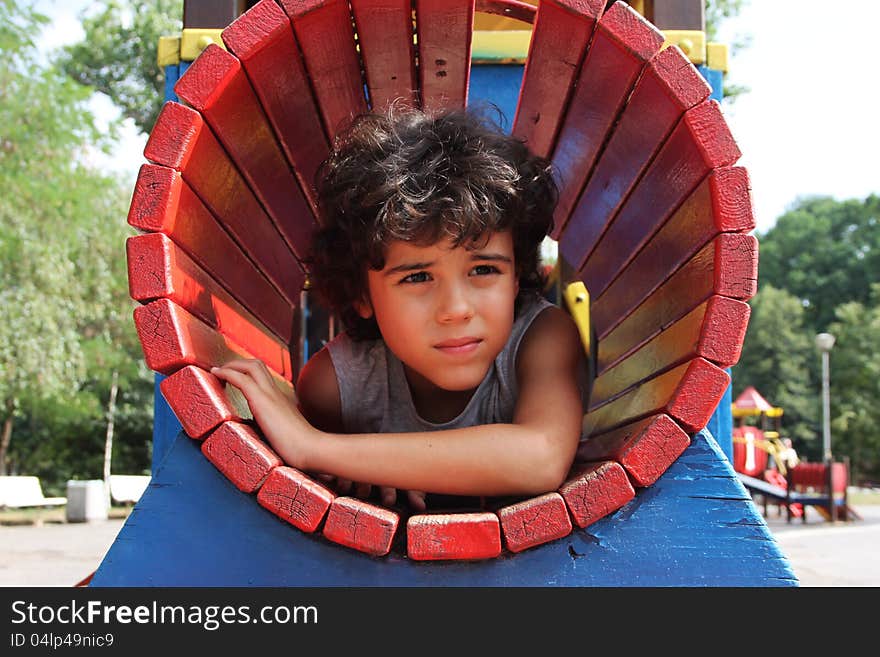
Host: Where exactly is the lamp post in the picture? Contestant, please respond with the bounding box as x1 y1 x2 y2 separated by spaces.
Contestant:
815 332 836 464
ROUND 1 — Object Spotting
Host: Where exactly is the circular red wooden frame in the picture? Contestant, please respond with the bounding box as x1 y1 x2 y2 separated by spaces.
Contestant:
127 0 756 561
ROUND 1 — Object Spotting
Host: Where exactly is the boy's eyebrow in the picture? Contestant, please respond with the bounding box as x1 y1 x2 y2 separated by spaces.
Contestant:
383 261 435 276
470 252 513 263
383 252 512 276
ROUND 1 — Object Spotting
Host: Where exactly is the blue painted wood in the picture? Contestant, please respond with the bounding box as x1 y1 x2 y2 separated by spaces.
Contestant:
468 64 524 133
91 428 797 586
706 369 734 463
163 63 180 103
150 375 182 477
698 65 724 102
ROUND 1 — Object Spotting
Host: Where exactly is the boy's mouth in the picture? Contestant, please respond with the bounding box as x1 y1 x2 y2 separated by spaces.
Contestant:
434 337 482 355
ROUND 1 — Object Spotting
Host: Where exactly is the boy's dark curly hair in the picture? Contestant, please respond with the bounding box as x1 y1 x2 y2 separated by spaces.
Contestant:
308 106 558 340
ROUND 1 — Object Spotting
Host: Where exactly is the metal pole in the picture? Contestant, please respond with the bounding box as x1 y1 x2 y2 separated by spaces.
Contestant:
815 332 835 464
821 349 832 463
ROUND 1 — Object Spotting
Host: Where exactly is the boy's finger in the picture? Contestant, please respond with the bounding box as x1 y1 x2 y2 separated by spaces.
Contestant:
335 478 352 494
219 359 275 391
354 482 371 499
407 490 427 512
380 487 397 507
210 367 255 393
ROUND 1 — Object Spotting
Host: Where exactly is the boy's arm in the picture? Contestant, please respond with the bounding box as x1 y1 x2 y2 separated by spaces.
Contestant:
296 346 427 508
213 307 585 497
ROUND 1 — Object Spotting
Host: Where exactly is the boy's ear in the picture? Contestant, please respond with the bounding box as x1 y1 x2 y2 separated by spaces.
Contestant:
354 295 374 319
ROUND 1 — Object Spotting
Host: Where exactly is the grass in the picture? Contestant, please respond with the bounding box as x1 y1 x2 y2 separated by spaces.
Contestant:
0 505 133 526
848 489 880 506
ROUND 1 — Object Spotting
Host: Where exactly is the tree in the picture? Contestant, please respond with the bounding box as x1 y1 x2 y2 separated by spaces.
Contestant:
57 0 183 135
827 288 880 484
731 285 818 455
757 195 880 333
0 1 152 484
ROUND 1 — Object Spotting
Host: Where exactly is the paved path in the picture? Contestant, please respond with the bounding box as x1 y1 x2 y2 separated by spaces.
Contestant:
761 503 880 586
1 505 878 587
0 518 126 587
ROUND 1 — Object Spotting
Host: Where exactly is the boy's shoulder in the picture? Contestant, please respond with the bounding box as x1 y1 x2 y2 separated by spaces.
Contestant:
516 302 585 376
296 345 344 432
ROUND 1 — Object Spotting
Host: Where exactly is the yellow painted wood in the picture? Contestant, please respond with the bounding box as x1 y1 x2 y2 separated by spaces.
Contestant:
474 0 537 30
707 42 729 73
628 0 646 17
157 35 181 67
472 30 532 63
180 28 225 61
662 29 706 64
563 281 591 358
732 406 785 418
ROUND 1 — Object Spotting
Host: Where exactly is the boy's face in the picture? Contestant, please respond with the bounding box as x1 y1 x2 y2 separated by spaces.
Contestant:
358 231 518 394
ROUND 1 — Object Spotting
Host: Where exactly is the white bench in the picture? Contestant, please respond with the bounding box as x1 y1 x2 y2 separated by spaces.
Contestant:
109 475 151 505
0 476 67 509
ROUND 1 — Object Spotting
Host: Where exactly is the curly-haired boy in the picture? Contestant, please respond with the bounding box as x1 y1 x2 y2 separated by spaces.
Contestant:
213 108 589 510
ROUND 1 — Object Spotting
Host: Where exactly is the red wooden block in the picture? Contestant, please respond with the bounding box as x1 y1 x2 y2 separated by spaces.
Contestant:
555 45 710 245
350 0 417 111
558 461 635 528
278 0 368 138
407 512 501 561
126 232 294 380
415 0 475 113
127 165 298 343
583 357 731 436
174 44 317 261
497 493 573 553
512 0 604 158
256 466 335 533
159 365 239 439
134 298 250 377
594 232 759 363
576 414 691 487
222 0 329 210
551 2 664 231
322 496 400 556
590 295 750 406
144 103 306 306
590 165 753 364
577 99 742 297
201 421 282 493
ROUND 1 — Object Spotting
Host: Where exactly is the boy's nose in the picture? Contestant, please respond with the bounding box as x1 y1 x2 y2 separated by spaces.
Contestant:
435 282 474 323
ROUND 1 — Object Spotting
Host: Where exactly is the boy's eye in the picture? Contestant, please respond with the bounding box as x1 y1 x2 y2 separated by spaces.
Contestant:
400 271 431 284
470 264 501 276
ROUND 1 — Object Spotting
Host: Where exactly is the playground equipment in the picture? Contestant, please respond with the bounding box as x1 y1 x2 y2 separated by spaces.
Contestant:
92 0 795 585
732 385 856 523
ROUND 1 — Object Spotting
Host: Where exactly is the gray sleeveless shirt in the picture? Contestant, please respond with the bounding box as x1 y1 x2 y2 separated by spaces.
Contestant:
326 295 556 433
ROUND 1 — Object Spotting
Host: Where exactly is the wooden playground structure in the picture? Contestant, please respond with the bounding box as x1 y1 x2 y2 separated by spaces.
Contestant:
732 386 858 523
90 0 798 586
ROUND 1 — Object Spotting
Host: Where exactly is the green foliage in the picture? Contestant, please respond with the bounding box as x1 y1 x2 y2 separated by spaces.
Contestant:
826 289 880 485
0 1 152 485
57 0 182 135
731 285 818 454
736 196 880 481
757 195 880 333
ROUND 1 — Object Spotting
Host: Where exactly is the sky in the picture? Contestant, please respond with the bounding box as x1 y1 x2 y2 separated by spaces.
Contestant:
34 1 880 234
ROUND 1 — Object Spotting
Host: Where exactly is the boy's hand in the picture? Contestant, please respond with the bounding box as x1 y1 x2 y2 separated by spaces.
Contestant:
210 359 314 470
315 475 426 511
378 486 427 511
